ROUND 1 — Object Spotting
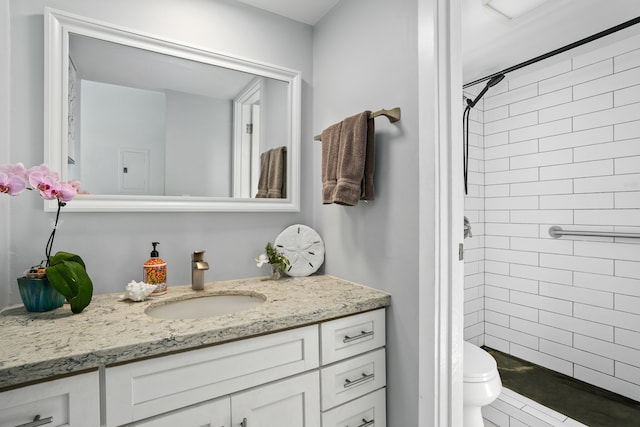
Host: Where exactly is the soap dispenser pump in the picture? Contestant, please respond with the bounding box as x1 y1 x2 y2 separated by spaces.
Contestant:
144 242 167 295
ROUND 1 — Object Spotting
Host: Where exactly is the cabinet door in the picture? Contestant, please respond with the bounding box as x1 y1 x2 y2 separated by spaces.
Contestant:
131 397 230 427
231 371 320 427
0 371 100 427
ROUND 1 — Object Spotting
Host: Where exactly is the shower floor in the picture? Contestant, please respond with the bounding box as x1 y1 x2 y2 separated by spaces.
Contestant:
484 347 640 427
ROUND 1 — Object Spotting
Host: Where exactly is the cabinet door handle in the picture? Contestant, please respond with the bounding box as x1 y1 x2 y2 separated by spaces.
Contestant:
14 415 53 427
344 372 375 388
343 330 373 343
349 418 375 427
240 417 248 427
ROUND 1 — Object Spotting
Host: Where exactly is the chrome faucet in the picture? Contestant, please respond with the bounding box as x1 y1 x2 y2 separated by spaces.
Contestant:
191 250 209 290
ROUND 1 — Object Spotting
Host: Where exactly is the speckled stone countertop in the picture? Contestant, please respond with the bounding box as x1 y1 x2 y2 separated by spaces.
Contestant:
0 275 390 390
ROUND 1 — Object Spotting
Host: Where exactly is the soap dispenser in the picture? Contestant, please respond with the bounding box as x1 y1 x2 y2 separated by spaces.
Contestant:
144 242 167 295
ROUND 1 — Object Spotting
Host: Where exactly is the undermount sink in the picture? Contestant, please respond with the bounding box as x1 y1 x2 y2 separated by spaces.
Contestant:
146 294 265 320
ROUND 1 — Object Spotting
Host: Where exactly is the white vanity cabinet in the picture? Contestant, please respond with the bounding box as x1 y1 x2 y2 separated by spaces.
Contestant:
0 371 100 427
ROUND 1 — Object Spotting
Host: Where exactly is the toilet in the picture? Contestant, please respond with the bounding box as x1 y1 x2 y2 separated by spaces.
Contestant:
463 341 502 427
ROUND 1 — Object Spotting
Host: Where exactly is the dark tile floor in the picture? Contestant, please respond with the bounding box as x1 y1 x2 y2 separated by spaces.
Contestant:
484 347 640 427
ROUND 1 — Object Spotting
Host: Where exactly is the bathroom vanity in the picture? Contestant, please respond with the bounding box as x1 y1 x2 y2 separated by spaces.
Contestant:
0 275 390 427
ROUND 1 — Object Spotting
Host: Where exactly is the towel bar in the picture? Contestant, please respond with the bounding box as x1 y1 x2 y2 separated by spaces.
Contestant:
313 107 401 141
549 226 640 239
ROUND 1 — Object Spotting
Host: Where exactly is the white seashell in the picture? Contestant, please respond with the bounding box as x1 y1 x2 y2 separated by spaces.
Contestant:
121 280 157 302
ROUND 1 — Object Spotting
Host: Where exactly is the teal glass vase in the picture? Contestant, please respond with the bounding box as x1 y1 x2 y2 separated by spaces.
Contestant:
17 276 65 312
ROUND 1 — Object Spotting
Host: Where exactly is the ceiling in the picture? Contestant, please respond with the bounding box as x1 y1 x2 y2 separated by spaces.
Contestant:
236 0 640 85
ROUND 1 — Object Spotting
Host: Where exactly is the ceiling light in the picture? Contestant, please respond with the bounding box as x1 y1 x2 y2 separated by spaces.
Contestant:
482 0 552 20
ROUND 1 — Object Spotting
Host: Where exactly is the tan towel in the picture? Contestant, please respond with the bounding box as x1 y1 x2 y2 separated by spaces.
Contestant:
322 111 374 206
255 146 287 199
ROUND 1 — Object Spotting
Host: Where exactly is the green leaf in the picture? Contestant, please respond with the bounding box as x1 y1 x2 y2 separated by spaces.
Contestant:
46 251 93 314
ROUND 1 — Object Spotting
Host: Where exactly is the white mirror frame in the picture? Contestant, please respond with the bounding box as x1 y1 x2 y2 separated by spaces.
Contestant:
44 8 301 212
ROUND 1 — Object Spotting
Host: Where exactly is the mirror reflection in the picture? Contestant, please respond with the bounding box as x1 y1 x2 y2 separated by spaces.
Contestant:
68 34 289 199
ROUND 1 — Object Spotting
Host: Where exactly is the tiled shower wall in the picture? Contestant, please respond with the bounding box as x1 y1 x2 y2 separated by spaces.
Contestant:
463 32 640 402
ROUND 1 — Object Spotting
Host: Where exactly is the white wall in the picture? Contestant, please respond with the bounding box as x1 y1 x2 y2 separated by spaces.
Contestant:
465 31 640 402
4 0 313 306
313 0 424 424
0 0 10 308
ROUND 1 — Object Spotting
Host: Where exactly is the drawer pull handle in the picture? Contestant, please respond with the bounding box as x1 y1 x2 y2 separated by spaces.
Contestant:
343 330 373 343
344 372 375 388
241 417 248 427
349 418 375 427
15 415 53 427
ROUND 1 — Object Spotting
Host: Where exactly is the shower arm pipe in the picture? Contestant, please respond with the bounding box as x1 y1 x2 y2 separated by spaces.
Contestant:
549 226 640 239
463 16 640 89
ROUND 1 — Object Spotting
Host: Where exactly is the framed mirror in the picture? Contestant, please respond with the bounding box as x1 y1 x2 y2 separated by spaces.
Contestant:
44 8 301 212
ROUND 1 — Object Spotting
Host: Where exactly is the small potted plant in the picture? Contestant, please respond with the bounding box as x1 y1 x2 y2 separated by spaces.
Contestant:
255 242 290 280
1 163 93 313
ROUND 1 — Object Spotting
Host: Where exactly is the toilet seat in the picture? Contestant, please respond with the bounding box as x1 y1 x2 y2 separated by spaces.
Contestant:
463 341 499 383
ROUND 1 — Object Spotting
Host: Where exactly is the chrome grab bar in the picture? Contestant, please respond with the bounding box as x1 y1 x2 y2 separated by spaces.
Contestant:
343 330 373 343
549 226 640 239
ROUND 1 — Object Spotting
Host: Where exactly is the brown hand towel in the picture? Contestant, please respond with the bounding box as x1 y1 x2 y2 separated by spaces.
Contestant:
361 114 375 201
322 121 342 203
333 111 372 206
267 146 287 198
255 150 271 198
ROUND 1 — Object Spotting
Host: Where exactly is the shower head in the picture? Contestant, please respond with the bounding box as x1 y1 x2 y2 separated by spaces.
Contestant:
466 73 505 109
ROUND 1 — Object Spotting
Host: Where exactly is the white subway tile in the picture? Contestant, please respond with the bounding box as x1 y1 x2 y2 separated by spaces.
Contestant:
540 339 614 375
615 361 640 386
465 261 481 276
574 271 640 297
575 304 640 333
509 60 572 90
615 328 640 350
574 33 640 69
615 119 640 142
615 155 640 174
541 159 613 180
485 105 509 123
486 285 510 301
541 60 612 95
486 111 538 136
486 196 540 212
485 223 539 237
464 285 480 302
511 290 573 315
485 83 538 110
540 253 614 275
485 260 510 275
485 248 538 266
574 103 640 132
485 298 538 322
511 318 572 346
482 405 509 427
511 264 573 285
485 272 539 294
485 210 509 223
539 282 613 308
540 311 614 342
521 405 568 427
614 189 640 211
485 322 539 349
485 131 509 148
510 119 572 144
614 84 640 107
574 65 640 100
510 180 573 196
575 240 640 262
485 334 510 354
615 294 640 315
510 343 573 377
615 260 640 280
575 208 640 226
485 309 510 327
464 324 484 342
575 138 640 163
486 139 538 160
511 210 573 225
540 93 613 123
485 236 511 249
485 184 510 197
511 149 573 170
511 237 573 255
539 126 613 151
485 168 539 185
485 157 510 172
540 193 614 209
575 365 640 402
614 47 640 72
510 88 572 117
465 297 484 315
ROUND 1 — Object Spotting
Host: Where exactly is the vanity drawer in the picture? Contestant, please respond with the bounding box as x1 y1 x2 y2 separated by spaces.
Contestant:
105 325 319 427
322 388 386 427
320 348 386 410
321 309 385 365
0 371 100 427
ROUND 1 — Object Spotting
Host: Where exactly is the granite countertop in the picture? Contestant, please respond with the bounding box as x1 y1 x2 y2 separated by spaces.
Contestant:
0 275 390 390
